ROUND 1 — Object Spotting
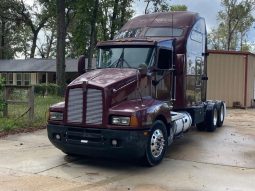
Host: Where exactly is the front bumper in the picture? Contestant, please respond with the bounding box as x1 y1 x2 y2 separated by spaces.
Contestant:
47 124 149 158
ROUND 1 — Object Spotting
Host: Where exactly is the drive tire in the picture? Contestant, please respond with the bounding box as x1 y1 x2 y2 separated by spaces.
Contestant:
217 102 225 127
205 104 218 132
143 120 168 167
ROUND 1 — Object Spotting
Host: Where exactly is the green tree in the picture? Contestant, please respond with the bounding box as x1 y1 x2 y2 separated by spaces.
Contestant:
14 0 51 58
0 0 24 59
69 0 133 60
144 0 170 14
216 0 255 50
88 0 99 69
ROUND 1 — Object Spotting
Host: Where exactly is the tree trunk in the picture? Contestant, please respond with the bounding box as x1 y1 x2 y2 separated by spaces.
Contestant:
46 29 55 58
88 0 99 70
240 32 243 51
0 19 5 59
120 0 128 27
110 0 119 40
30 31 38 58
145 1 150 14
56 0 66 96
100 6 108 41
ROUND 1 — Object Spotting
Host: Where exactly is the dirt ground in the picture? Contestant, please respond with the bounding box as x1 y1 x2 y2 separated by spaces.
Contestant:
0 109 255 191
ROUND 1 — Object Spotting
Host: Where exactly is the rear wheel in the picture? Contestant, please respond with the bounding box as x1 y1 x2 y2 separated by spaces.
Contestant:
205 104 218 132
143 120 168 166
217 102 225 127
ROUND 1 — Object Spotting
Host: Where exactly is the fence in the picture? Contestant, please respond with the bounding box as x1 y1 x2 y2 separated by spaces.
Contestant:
3 85 34 120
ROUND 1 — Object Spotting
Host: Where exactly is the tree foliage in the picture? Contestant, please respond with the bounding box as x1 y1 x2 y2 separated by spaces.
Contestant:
170 5 187 11
144 0 170 13
209 0 255 51
69 0 134 60
0 0 24 59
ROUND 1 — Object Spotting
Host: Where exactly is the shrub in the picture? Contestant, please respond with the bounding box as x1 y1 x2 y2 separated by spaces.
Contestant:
34 83 60 96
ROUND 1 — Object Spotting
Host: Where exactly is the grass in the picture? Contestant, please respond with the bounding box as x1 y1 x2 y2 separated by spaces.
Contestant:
0 95 63 134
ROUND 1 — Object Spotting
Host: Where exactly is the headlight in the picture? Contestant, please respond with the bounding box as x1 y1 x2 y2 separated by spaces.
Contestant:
111 116 130 126
49 112 63 121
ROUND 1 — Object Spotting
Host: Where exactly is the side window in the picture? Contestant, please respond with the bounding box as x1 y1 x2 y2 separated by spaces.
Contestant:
190 30 203 43
157 49 172 70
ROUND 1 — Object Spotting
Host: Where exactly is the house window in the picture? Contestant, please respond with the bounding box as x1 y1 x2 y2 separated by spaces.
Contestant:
24 73 30 85
17 73 22 85
16 73 31 86
1 73 13 85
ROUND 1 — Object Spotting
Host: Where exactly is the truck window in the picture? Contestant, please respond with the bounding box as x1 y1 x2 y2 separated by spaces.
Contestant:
157 49 172 70
114 28 143 39
145 27 183 37
154 48 173 100
97 47 155 69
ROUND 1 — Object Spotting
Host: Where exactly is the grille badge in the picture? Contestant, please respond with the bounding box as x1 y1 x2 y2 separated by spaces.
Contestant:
81 140 88 144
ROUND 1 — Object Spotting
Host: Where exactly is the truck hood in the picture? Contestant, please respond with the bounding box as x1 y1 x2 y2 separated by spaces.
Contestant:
69 68 138 88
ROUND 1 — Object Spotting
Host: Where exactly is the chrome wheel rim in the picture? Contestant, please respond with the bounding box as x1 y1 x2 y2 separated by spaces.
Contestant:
220 106 224 122
213 109 217 126
150 129 165 158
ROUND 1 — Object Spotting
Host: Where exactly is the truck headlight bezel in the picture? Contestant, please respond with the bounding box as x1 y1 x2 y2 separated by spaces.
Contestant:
49 112 63 121
111 116 130 126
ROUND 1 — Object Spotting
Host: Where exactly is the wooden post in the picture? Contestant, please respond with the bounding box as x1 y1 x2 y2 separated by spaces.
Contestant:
28 86 34 121
46 72 48 96
3 86 8 117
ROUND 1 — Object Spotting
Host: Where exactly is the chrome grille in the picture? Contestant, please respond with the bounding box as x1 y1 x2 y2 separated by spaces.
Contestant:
86 89 103 124
67 88 83 123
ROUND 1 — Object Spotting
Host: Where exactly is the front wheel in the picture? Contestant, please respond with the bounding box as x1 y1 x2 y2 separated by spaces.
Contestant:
143 120 168 166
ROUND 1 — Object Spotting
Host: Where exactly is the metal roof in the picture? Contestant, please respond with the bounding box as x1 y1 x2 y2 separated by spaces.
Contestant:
0 58 96 73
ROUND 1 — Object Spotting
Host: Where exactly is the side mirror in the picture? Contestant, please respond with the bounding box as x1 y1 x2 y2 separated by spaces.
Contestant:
202 76 208 81
138 63 148 77
78 55 86 75
202 52 209 57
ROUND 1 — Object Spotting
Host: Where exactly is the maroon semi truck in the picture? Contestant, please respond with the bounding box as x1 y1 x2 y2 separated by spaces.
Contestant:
47 12 226 166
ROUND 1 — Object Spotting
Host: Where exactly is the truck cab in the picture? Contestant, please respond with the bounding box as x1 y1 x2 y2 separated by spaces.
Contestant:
47 12 226 166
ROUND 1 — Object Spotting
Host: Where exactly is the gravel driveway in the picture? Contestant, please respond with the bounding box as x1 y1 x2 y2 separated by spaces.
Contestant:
0 109 255 191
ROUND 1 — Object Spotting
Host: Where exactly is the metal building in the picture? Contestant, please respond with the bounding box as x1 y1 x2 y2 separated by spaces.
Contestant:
207 50 255 108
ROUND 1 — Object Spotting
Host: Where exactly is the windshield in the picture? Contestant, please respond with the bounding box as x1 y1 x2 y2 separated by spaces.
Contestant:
97 47 155 69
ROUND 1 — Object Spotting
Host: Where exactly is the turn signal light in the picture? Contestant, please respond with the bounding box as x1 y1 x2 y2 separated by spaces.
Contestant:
130 115 139 127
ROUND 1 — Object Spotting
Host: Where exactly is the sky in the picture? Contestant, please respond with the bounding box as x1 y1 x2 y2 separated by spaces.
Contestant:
132 0 255 45
132 0 222 31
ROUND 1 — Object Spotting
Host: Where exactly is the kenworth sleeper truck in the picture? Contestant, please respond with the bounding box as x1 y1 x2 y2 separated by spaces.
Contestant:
47 12 226 166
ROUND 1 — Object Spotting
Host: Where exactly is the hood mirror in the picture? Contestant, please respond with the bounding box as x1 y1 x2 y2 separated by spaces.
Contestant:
78 55 86 75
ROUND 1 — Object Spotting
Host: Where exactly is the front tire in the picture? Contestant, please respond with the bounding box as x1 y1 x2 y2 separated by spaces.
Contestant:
143 120 168 166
